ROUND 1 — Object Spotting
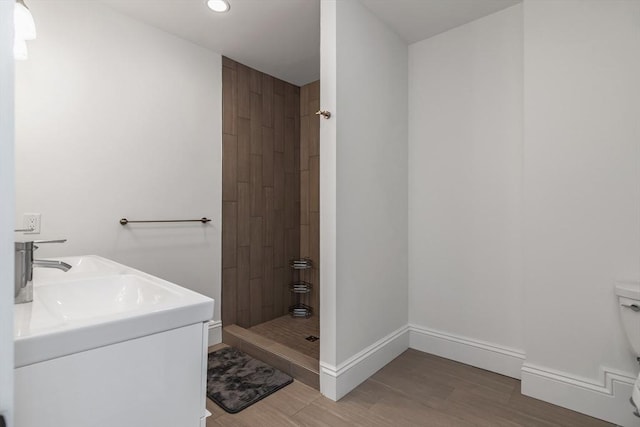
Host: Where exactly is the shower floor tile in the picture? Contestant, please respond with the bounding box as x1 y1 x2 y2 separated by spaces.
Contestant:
249 315 319 360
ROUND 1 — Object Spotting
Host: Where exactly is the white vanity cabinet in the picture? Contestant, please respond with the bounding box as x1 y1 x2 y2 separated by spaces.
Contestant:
13 256 214 427
15 322 209 427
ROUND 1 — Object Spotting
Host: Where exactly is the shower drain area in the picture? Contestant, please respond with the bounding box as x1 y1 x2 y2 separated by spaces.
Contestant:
246 314 320 360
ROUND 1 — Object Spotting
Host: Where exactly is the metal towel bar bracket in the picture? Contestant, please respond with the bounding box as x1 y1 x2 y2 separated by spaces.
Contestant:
622 303 640 312
119 217 211 225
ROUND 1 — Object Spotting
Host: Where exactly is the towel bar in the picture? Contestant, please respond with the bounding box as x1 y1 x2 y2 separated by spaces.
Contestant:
119 217 211 225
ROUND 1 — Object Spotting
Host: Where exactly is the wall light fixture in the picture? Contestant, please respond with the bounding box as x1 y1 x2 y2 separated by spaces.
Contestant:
14 0 36 60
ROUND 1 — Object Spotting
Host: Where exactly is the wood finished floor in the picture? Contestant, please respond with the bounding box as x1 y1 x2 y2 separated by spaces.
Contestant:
206 348 612 427
248 315 320 360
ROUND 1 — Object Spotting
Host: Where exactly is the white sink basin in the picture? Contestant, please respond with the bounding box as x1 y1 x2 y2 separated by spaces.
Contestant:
32 255 128 281
14 255 214 368
37 274 182 321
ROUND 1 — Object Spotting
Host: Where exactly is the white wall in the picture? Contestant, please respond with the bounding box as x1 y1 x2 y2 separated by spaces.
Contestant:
408 4 525 376
14 1 222 321
408 1 640 424
319 0 409 400
521 1 640 424
523 0 640 379
0 2 15 425
335 0 408 365
319 0 338 373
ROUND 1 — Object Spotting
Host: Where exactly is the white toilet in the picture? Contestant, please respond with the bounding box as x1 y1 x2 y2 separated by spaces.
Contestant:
615 280 640 416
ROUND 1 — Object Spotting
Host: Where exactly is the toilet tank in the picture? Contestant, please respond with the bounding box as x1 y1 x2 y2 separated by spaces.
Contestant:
616 281 640 357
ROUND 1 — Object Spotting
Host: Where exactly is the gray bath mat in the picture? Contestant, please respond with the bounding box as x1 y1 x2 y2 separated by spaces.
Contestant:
207 347 293 414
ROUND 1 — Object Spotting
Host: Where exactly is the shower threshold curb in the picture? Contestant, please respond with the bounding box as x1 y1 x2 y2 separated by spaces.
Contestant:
222 324 319 390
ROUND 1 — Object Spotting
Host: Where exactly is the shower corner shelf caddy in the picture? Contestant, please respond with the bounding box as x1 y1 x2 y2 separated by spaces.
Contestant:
289 258 313 318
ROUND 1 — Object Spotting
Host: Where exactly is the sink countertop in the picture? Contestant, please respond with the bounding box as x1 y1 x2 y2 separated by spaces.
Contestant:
14 255 214 368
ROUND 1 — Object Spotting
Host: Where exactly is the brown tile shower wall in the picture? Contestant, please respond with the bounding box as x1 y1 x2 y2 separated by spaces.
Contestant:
221 57 301 328
299 81 320 313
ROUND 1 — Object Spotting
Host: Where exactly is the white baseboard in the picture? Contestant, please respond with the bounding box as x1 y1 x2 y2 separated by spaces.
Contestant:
394 323 638 426
521 363 639 427
408 324 526 379
207 320 222 346
320 325 410 401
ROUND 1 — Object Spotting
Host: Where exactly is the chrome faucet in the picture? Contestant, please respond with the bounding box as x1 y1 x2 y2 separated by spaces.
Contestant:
15 240 72 304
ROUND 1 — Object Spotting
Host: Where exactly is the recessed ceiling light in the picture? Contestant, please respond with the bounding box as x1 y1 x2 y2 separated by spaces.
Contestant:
207 0 230 13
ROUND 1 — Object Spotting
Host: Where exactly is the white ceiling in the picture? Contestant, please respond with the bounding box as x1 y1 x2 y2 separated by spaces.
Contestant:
101 0 321 86
101 0 520 87
360 0 521 44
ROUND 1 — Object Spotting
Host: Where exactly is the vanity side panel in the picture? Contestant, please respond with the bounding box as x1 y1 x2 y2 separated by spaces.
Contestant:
15 323 205 427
